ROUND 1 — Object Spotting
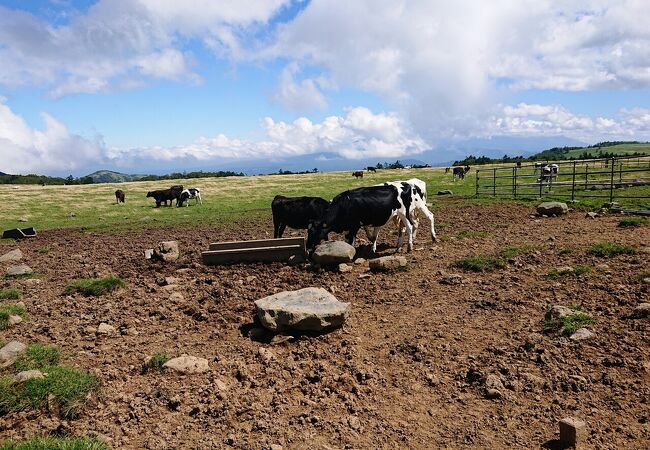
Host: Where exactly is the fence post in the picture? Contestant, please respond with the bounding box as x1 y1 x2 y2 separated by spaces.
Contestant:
619 162 622 183
512 167 516 197
493 168 496 197
584 164 588 189
609 157 615 203
475 170 479 197
571 161 576 202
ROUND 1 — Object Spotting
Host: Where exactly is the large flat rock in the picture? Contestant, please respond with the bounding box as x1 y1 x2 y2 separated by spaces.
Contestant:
537 202 568 216
5 264 33 277
163 356 209 374
255 287 350 332
0 341 27 367
0 249 23 263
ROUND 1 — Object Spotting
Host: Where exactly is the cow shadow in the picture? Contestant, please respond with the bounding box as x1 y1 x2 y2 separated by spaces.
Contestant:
239 317 342 344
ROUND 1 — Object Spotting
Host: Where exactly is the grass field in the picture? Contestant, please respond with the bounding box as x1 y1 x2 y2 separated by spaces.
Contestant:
562 142 650 158
2 161 648 234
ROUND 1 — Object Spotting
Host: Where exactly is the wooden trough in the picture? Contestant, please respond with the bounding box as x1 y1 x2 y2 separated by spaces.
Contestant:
201 237 307 265
2 227 37 240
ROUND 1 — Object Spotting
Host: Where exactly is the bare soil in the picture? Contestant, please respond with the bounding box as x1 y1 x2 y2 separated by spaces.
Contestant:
1 203 649 449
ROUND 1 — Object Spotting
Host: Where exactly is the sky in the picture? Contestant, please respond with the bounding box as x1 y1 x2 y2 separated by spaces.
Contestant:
2 0 650 176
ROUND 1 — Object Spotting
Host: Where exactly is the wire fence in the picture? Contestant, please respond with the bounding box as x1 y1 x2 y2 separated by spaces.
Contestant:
475 155 650 207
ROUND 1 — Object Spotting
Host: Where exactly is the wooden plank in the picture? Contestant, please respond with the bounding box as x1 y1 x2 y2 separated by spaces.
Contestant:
208 237 305 251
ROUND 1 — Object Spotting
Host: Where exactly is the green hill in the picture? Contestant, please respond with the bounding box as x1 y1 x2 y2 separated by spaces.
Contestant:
85 170 141 183
532 142 650 161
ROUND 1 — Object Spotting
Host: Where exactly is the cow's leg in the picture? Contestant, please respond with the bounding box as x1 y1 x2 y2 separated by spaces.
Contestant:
277 223 287 239
395 212 414 252
345 226 360 247
417 205 437 241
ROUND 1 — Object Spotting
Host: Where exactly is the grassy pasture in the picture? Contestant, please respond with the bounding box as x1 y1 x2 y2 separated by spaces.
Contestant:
0 168 478 233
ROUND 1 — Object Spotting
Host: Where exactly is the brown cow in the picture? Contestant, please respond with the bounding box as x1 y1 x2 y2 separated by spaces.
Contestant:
352 171 364 179
115 189 125 203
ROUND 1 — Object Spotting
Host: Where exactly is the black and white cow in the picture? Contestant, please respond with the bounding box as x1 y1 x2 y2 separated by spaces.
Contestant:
538 163 559 185
364 178 437 250
177 188 202 207
307 184 415 253
271 195 330 239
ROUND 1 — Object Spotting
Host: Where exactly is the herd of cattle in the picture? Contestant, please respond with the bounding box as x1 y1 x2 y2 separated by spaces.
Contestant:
114 186 202 207
273 177 437 253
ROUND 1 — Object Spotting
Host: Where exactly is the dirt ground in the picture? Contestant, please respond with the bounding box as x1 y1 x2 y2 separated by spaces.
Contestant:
1 203 649 449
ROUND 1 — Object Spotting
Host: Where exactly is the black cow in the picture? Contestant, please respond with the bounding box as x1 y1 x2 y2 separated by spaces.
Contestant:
115 189 125 204
452 166 470 180
271 195 330 238
146 185 183 207
307 184 415 252
367 167 377 173
352 171 364 179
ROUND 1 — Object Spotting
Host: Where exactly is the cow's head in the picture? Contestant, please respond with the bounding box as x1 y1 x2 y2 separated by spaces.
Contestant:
146 191 153 198
307 220 330 250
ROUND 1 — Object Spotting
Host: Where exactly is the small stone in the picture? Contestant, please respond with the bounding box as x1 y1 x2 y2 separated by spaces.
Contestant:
485 388 502 399
559 417 587 449
348 415 361 430
439 274 463 285
15 370 45 383
270 445 283 450
369 256 408 272
144 249 154 259
215 378 228 391
0 341 27 367
258 347 275 364
65 212 77 218
596 263 611 272
338 263 352 273
555 266 574 274
152 241 180 262
5 264 33 277
7 315 22 326
354 258 366 265
437 189 453 195
632 303 650 318
545 305 577 320
97 323 117 335
169 292 184 302
246 275 257 283
163 356 209 374
18 217 28 222
570 328 595 341
358 273 372 279
0 249 23 263
585 212 598 218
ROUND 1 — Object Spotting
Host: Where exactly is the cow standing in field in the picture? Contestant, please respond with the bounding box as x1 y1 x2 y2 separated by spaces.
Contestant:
452 166 470 180
271 195 330 238
146 185 183 207
538 164 559 186
307 184 415 253
115 189 125 204
364 178 437 250
352 171 364 179
367 167 377 173
177 188 202 207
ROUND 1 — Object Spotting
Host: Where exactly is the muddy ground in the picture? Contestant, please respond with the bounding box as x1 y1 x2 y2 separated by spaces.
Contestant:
1 203 649 449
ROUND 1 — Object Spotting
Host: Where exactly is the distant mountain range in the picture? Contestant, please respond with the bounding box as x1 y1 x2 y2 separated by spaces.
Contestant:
85 170 143 183
0 171 7 176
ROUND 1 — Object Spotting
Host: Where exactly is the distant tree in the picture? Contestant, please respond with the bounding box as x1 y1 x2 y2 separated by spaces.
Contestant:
65 175 75 185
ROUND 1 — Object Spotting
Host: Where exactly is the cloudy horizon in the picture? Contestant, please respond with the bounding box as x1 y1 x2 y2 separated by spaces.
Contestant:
2 0 650 176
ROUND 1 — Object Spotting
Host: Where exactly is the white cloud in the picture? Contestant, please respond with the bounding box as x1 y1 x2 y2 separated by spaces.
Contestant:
272 62 328 110
0 99 106 174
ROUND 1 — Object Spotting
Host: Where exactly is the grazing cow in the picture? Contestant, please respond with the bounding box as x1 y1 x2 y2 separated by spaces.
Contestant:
307 184 415 253
367 167 377 173
364 178 437 250
146 185 183 207
115 189 125 204
352 171 364 179
271 195 330 238
177 188 202 207
452 165 471 180
534 162 548 174
445 167 450 173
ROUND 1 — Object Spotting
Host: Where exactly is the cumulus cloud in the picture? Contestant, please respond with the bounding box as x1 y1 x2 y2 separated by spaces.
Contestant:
0 99 106 174
272 62 329 110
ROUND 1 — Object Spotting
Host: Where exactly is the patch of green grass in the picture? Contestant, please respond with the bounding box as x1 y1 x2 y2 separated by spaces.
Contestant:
3 272 39 280
0 288 22 300
543 313 595 336
65 276 124 296
1 366 98 418
396 264 410 272
0 305 27 330
453 255 506 272
558 247 573 255
143 353 170 373
498 245 536 259
618 217 648 228
0 436 107 450
587 242 636 257
14 344 60 372
456 230 489 239
548 265 592 278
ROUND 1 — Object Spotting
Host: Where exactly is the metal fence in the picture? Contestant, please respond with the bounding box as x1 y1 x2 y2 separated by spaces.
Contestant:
475 155 650 206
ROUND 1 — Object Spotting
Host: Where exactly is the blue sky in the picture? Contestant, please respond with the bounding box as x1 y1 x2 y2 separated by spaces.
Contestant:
1 0 650 175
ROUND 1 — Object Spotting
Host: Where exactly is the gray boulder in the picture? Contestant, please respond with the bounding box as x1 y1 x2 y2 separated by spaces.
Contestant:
312 241 355 265
5 264 33 277
369 256 408 272
537 202 568 216
153 241 180 262
545 305 576 320
255 287 350 332
570 328 595 341
0 341 27 367
0 249 23 263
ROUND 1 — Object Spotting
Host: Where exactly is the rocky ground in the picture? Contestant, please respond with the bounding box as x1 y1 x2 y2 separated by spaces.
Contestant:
0 203 649 449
